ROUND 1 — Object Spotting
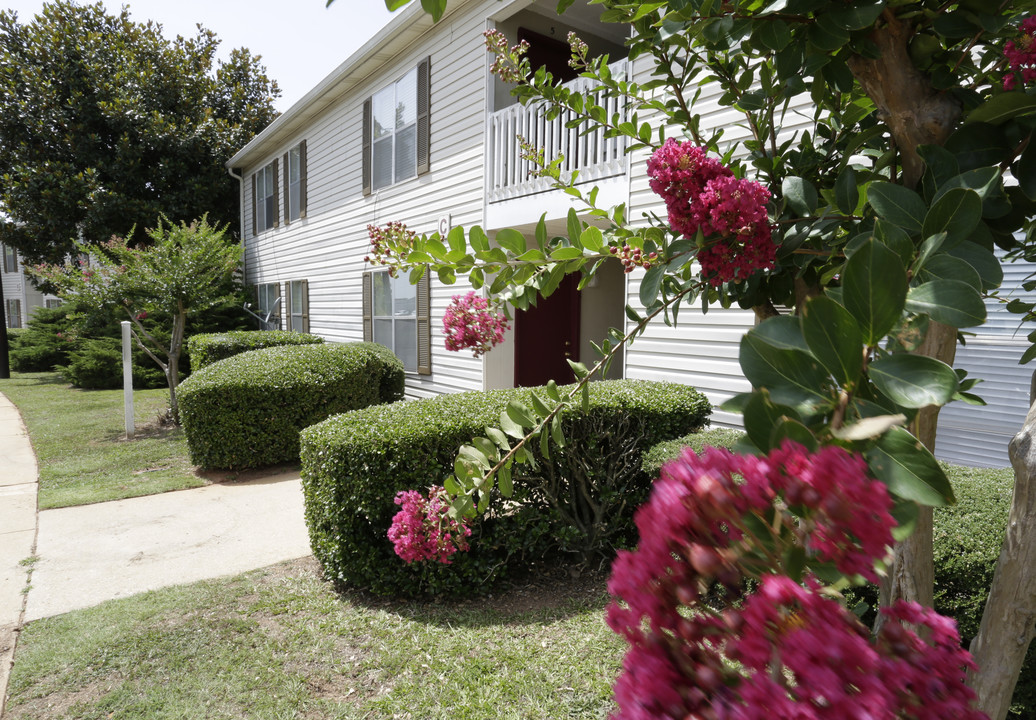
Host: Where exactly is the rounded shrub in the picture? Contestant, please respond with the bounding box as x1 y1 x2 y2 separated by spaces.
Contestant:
300 379 711 597
187 330 324 371
178 341 404 469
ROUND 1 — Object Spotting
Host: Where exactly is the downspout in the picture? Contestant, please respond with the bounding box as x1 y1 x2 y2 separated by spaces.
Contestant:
227 167 247 281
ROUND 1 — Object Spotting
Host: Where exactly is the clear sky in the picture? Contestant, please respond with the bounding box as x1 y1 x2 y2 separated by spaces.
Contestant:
2 0 397 112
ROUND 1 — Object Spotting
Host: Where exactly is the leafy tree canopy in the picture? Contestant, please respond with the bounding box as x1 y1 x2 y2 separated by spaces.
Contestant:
0 1 280 266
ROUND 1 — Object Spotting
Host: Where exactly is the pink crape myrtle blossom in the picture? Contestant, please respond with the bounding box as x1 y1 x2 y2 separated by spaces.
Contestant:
1004 16 1036 89
388 485 472 564
606 442 987 720
365 221 417 277
647 139 776 285
442 291 510 357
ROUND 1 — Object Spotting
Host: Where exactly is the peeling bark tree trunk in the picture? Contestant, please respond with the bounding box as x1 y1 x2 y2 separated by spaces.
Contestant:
847 11 961 617
967 395 1036 720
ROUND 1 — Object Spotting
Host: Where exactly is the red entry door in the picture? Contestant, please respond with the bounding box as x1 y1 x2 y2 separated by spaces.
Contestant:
514 274 581 388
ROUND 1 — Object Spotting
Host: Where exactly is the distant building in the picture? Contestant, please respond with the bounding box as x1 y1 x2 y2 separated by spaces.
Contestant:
1 243 61 329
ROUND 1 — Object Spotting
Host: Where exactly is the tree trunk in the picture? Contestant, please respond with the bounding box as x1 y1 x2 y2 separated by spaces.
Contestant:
166 309 186 422
848 10 961 616
966 393 1036 720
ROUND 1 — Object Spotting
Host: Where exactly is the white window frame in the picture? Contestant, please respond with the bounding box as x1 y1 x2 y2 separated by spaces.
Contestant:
256 282 281 330
370 67 419 192
6 299 21 329
371 269 418 372
255 162 277 234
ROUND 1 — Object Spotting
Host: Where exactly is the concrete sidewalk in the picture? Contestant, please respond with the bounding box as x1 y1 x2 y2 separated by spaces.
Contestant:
24 471 312 621
0 392 38 719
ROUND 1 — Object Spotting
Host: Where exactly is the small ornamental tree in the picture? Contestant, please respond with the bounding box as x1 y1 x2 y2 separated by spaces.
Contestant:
354 0 1036 716
32 217 243 420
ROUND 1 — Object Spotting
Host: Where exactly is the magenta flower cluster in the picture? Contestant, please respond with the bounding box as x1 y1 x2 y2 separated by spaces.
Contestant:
606 442 986 720
1004 17 1036 90
387 485 472 564
442 291 510 357
647 139 776 285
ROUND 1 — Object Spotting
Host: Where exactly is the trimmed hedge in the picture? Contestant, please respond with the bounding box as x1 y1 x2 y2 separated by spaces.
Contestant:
179 342 404 469
300 379 711 597
187 330 324 371
643 432 1034 718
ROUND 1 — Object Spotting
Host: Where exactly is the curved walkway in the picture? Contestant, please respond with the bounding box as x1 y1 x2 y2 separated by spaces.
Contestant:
0 391 312 716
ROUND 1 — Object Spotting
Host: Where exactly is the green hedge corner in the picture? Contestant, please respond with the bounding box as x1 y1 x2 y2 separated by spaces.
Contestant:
187 330 325 371
179 341 404 470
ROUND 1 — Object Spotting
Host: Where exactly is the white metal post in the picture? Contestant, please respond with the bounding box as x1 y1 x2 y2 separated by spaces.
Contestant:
121 321 134 440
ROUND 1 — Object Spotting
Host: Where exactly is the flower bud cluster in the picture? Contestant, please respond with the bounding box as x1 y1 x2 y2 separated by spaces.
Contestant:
1004 16 1036 89
365 221 417 278
606 442 986 720
483 29 530 84
442 291 510 357
567 31 589 70
608 243 657 273
388 486 472 565
647 138 776 285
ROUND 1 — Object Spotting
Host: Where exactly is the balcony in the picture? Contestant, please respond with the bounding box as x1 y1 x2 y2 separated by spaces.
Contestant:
487 60 629 206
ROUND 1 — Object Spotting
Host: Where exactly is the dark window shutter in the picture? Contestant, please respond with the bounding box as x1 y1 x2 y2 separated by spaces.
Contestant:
282 152 290 225
272 158 280 227
417 56 431 176
299 139 308 218
416 268 431 375
301 279 310 333
361 272 372 341
251 173 258 236
285 280 294 329
362 98 372 196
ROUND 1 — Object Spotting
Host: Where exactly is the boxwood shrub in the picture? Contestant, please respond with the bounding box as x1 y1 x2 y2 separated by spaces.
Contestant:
179 342 404 469
300 379 711 597
187 330 324 371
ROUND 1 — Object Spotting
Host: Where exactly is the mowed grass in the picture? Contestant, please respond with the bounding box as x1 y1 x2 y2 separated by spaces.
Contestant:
5 557 624 720
0 372 203 508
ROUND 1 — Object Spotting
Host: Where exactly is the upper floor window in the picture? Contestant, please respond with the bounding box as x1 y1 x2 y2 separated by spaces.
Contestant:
363 57 430 195
284 141 307 223
252 160 279 235
2 244 17 274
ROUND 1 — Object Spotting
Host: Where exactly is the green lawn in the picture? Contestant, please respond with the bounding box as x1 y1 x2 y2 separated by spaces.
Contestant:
0 372 204 508
5 558 624 720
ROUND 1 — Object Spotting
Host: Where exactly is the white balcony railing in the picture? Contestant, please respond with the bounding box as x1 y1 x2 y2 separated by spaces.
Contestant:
487 60 629 203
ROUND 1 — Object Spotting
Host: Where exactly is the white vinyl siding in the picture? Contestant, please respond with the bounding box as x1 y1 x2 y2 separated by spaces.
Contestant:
240 0 490 398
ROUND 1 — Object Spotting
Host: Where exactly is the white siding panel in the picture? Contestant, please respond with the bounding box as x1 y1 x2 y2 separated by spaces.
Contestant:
238 0 498 400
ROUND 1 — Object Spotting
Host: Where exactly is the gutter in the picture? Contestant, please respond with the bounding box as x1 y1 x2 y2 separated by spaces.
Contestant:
227 167 246 281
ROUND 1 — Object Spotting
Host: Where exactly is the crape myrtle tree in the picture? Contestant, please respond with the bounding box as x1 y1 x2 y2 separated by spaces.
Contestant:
31 218 243 420
0 1 279 267
360 0 1036 716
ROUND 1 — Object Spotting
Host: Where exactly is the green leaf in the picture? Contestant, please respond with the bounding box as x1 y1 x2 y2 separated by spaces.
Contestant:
743 392 801 452
946 242 1002 292
486 427 510 450
868 182 926 235
446 226 466 253
917 253 982 291
922 188 982 249
499 410 524 439
770 419 817 451
580 226 604 252
842 238 908 345
550 247 583 261
496 463 513 497
872 219 913 268
752 315 810 352
472 436 500 463
567 208 582 243
740 333 831 409
458 444 491 470
496 228 526 256
869 354 959 409
835 166 859 216
639 264 665 307
530 391 551 417
419 0 447 21
801 296 863 386
550 415 565 447
782 176 818 216
468 226 490 254
505 400 536 429
828 1 884 30
755 18 791 51
905 280 986 328
867 427 955 506
966 92 1036 125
